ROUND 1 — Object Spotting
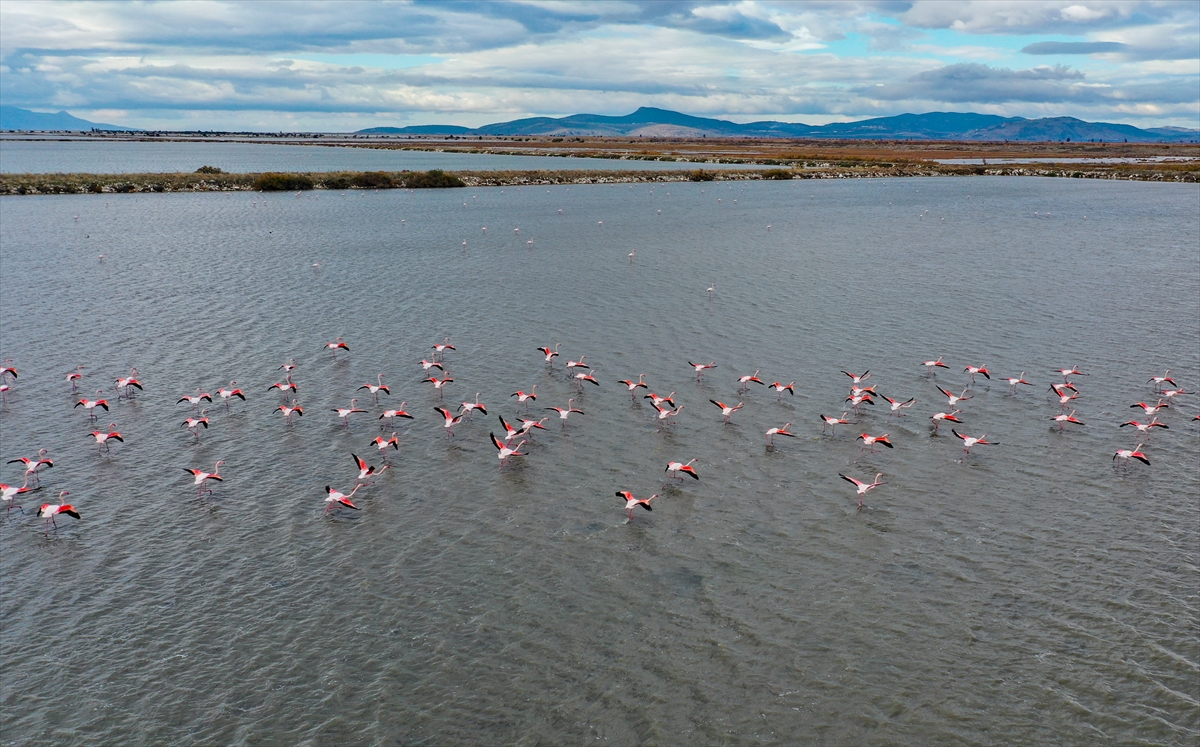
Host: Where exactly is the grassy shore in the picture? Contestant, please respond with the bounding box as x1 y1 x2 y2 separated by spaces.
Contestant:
0 161 1196 195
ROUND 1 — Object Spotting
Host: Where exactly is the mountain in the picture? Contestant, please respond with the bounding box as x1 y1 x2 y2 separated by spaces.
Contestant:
0 106 139 131
357 107 1198 142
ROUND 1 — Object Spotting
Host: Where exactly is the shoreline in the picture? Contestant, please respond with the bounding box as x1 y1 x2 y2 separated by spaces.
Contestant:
1 162 1196 195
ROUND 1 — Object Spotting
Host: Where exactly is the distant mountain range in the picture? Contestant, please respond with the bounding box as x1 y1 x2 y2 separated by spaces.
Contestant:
1 106 140 131
359 107 1198 143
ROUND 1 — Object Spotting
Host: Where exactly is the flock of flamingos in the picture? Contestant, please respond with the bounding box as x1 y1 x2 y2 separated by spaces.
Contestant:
0 339 1193 530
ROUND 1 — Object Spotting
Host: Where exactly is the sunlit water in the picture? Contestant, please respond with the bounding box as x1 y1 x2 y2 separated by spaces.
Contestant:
0 139 751 175
1 177 1197 745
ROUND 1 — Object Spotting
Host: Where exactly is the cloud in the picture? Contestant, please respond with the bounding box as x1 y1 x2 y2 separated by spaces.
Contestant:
1021 41 1128 54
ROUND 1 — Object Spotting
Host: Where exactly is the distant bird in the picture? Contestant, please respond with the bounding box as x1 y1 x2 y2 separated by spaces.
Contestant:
512 386 539 410
736 370 765 392
615 490 657 521
379 403 414 426
616 375 647 398
856 433 893 456
8 449 52 487
936 386 970 408
177 388 212 409
332 398 367 427
184 460 224 496
75 391 110 419
644 391 677 408
423 375 453 397
115 368 144 398
964 365 990 384
842 370 871 385
372 433 400 458
545 398 584 426
90 424 123 454
217 381 246 409
690 361 717 380
1130 400 1169 416
820 412 851 435
1113 443 1150 467
930 409 963 433
182 411 210 439
566 356 588 370
352 453 386 483
651 402 684 430
324 484 362 514
1054 366 1087 381
275 399 304 423
952 430 996 455
706 282 716 298
880 394 915 421
458 393 488 418
573 370 600 388
419 359 444 372
66 365 84 391
1148 371 1175 392
432 337 455 360
765 423 795 446
279 358 297 372
665 459 699 481
1003 373 1033 393
536 344 561 364
489 433 527 467
1051 410 1085 430
0 361 17 381
37 491 79 531
267 374 298 394
710 399 743 423
2 482 32 515
840 473 884 510
358 374 390 403
1119 418 1168 438
922 357 950 375
769 381 795 400
324 337 350 359
434 406 464 437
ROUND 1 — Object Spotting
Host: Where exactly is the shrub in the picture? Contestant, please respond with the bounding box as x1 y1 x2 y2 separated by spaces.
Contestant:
402 169 465 188
323 176 351 190
351 171 394 188
253 172 314 191
195 165 223 174
762 169 793 180
688 169 715 182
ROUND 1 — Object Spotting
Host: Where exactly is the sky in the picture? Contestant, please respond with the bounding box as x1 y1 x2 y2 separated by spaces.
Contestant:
1 0 1197 131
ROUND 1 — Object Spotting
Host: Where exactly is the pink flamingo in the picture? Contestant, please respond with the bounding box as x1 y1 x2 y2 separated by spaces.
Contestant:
512 386 538 410
37 491 79 531
490 433 527 466
379 403 414 426
1003 373 1033 393
840 473 884 510
217 381 246 409
8 449 52 486
324 337 349 359
184 460 224 496
1051 411 1085 431
710 399 743 423
545 398 584 426
332 399 367 427
952 430 996 455
616 375 647 398
275 399 303 423
536 343 560 364
358 374 390 404
921 357 949 375
324 484 362 513
2 481 31 515
1113 443 1150 467
616 490 657 521
770 381 795 400
689 361 717 380
766 423 795 446
75 391 110 419
181 411 209 440
434 406 464 437
820 412 851 435
423 375 453 397
665 459 699 481
930 410 962 433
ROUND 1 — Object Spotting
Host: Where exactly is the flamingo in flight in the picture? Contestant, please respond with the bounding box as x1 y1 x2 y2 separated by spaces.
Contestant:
419 359 444 372
115 368 144 398
644 392 676 408
75 391 110 419
1051 411 1085 431
820 412 851 435
65 365 84 391
1113 444 1150 467
617 375 647 398
930 410 962 433
880 395 915 421
434 406 464 437
217 381 246 409
0 361 16 381
1161 388 1189 401
2 482 31 515
512 416 549 440
423 375 453 397
566 356 588 370
936 386 971 408
1148 371 1176 392
268 374 298 395
458 394 488 419
710 400 743 423
1003 373 1033 393
665 459 699 481
689 361 717 381
856 433 893 456
184 460 224 496
615 491 657 521
490 433 527 466
511 386 538 410
276 400 303 423
358 374 390 404
964 365 990 383
770 381 795 400
182 411 209 439
1131 400 1169 416
1054 366 1087 381
574 370 600 388
546 399 584 426
324 337 350 359
846 392 874 415
536 343 560 364
922 357 949 375
840 473 884 510
324 484 362 513
352 453 386 483
766 423 795 446
8 449 52 486
1119 418 1168 439
379 403 414 426
372 433 400 458
736 370 766 392
332 399 367 427
37 491 80 531
177 388 212 409
952 430 996 455
842 370 870 385
432 338 455 360
279 358 297 372
652 403 684 430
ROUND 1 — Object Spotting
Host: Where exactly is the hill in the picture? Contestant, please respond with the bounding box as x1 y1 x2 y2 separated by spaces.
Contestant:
1 106 139 131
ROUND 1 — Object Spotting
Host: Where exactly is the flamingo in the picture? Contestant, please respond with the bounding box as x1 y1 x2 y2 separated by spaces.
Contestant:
458 393 488 418
379 403 414 426
856 433 893 455
545 399 584 426
880 394 916 421
217 381 246 409
324 484 362 513
936 386 971 408
1003 373 1033 393
964 365 990 383
628 248 636 264
419 359 444 372
849 384 877 398
1130 400 1169 415
372 433 400 458
275 400 303 423
1049 382 1079 396
616 375 647 398
511 386 538 410
75 391 110 419
665 459 699 481
37 491 79 531
651 403 684 430
839 473 884 510
184 460 224 496
615 490 657 521
644 392 676 408
1161 388 1189 401
8 449 53 487
324 337 350 359
65 365 84 391
497 414 520 441
842 370 871 385
0 383 10 403
182 411 209 439
1113 443 1150 467
0 361 16 381
1054 366 1087 381
709 400 743 423
358 374 390 404
489 433 527 466
689 361 717 380
514 417 549 439
267 374 298 394
846 392 875 415
1051 411 1085 430
279 358 297 372
952 430 996 454
536 343 561 364
434 406 464 436
766 423 796 446
930 410 963 433
573 370 600 388
1054 391 1079 410
566 356 588 370
769 381 795 400
921 357 950 375
706 282 716 298
1148 371 1176 392
432 337 455 360
177 388 212 409
423 375 453 397
115 368 143 398
736 370 766 392
2 481 31 515
332 399 367 427
1119 418 1168 438
352 453 386 483
820 412 851 435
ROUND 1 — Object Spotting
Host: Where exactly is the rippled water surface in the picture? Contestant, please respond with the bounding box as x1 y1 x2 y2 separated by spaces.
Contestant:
0 139 751 174
1 177 1197 745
